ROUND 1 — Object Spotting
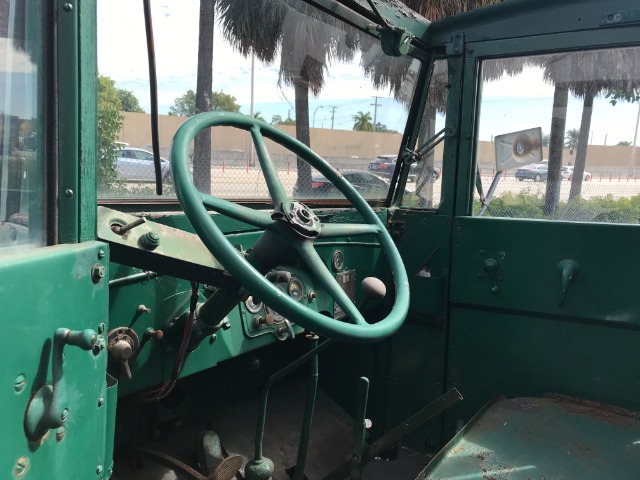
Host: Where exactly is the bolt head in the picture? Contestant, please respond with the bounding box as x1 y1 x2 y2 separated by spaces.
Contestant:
98 397 105 407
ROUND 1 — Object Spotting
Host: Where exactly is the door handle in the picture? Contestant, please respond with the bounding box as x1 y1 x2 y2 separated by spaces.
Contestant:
25 328 97 441
558 259 579 307
482 258 500 293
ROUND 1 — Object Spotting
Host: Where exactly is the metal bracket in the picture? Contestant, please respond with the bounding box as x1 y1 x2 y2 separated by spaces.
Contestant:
446 32 465 56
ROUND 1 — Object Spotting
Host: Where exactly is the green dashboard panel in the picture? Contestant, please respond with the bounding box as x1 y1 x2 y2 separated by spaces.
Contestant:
105 209 388 396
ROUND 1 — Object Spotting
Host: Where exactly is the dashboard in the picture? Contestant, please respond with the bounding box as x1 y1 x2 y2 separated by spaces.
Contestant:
97 207 384 396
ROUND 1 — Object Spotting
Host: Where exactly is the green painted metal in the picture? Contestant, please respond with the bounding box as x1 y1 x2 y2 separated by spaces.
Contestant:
421 396 640 479
0 242 110 479
78 0 98 242
171 112 409 342
57 0 80 244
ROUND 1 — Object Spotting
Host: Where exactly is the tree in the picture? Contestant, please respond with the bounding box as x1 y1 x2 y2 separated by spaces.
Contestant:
271 114 283 124
374 122 398 133
253 111 266 122
217 0 355 196
362 0 515 207
116 88 144 113
168 89 241 117
97 74 123 187
564 128 580 151
542 132 551 147
193 0 215 194
352 111 373 131
618 141 632 146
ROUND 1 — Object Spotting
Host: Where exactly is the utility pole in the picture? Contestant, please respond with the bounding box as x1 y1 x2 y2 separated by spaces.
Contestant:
329 106 338 129
371 96 383 132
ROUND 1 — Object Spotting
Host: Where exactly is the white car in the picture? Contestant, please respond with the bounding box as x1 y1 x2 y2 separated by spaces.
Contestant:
116 147 171 182
561 166 591 181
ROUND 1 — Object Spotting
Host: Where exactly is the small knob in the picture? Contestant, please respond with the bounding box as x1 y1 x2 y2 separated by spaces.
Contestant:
253 315 275 328
144 328 164 341
111 340 133 380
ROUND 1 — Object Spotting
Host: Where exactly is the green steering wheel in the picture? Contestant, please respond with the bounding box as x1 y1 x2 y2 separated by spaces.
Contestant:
171 112 408 342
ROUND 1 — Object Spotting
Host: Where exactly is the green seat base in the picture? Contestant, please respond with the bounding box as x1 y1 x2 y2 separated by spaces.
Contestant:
419 395 640 479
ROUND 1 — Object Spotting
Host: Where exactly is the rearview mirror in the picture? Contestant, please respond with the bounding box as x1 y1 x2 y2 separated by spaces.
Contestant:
494 127 542 172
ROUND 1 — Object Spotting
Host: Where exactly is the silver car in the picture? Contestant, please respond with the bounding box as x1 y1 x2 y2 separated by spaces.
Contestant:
116 147 171 182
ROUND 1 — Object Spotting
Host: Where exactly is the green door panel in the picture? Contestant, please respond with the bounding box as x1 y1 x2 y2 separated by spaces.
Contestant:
0 242 111 479
444 307 640 438
451 217 640 324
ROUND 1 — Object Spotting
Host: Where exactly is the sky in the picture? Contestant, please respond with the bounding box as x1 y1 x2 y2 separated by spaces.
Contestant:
97 0 412 132
97 0 640 146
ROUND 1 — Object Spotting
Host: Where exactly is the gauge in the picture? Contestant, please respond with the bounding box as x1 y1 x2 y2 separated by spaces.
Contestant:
245 296 263 314
288 277 304 301
332 249 345 272
265 306 285 323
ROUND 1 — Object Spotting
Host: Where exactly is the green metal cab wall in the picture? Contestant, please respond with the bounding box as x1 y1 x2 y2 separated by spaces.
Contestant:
444 218 640 436
0 243 111 478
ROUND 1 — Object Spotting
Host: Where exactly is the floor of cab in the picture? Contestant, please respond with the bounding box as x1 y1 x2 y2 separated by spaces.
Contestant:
113 376 431 479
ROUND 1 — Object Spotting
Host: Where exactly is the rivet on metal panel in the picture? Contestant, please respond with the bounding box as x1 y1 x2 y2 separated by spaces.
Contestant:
56 427 65 442
98 249 105 259
97 323 105 334
64 188 74 197
14 374 26 393
96 465 103 475
63 2 73 12
61 408 69 421
98 397 105 407
14 457 28 477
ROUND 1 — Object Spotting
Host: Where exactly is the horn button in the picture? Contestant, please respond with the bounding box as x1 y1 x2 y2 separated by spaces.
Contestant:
273 201 321 238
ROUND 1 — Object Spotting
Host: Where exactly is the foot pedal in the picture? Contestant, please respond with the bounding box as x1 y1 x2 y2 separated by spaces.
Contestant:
199 430 243 480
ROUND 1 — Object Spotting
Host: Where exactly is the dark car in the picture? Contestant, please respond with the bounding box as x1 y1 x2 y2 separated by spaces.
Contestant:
293 170 395 198
515 163 548 182
368 154 440 182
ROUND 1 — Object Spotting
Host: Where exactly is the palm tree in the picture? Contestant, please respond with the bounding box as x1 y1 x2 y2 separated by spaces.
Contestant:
216 0 355 196
564 128 580 151
352 111 373 131
543 48 640 203
361 0 516 207
193 0 215 194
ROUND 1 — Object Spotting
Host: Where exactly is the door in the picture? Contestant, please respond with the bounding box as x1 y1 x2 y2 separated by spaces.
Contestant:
0 2 112 478
444 14 640 435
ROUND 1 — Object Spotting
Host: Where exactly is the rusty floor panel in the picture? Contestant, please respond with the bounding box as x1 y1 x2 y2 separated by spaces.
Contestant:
418 395 640 480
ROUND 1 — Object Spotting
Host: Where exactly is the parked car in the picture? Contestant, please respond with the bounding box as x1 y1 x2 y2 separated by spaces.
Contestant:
294 169 409 198
116 147 171 182
368 154 440 182
515 163 548 181
561 166 592 181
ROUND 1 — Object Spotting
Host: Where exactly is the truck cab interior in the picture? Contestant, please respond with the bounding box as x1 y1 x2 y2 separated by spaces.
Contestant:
1 0 640 479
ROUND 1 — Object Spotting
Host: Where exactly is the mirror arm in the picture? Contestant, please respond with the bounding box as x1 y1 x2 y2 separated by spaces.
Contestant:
478 171 503 216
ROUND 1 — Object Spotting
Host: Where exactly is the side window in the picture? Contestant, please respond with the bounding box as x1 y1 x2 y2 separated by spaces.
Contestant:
474 47 640 224
0 3 45 249
403 59 447 209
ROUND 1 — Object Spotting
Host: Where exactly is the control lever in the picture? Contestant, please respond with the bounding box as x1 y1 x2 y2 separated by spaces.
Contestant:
25 328 98 441
111 340 134 380
266 270 292 283
277 319 295 341
358 277 386 310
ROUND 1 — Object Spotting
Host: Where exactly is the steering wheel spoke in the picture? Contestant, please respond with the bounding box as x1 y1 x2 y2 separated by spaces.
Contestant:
200 192 274 229
294 241 366 325
318 223 380 239
250 126 289 210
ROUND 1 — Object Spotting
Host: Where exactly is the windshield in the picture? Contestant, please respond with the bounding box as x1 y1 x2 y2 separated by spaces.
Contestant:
97 0 420 204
